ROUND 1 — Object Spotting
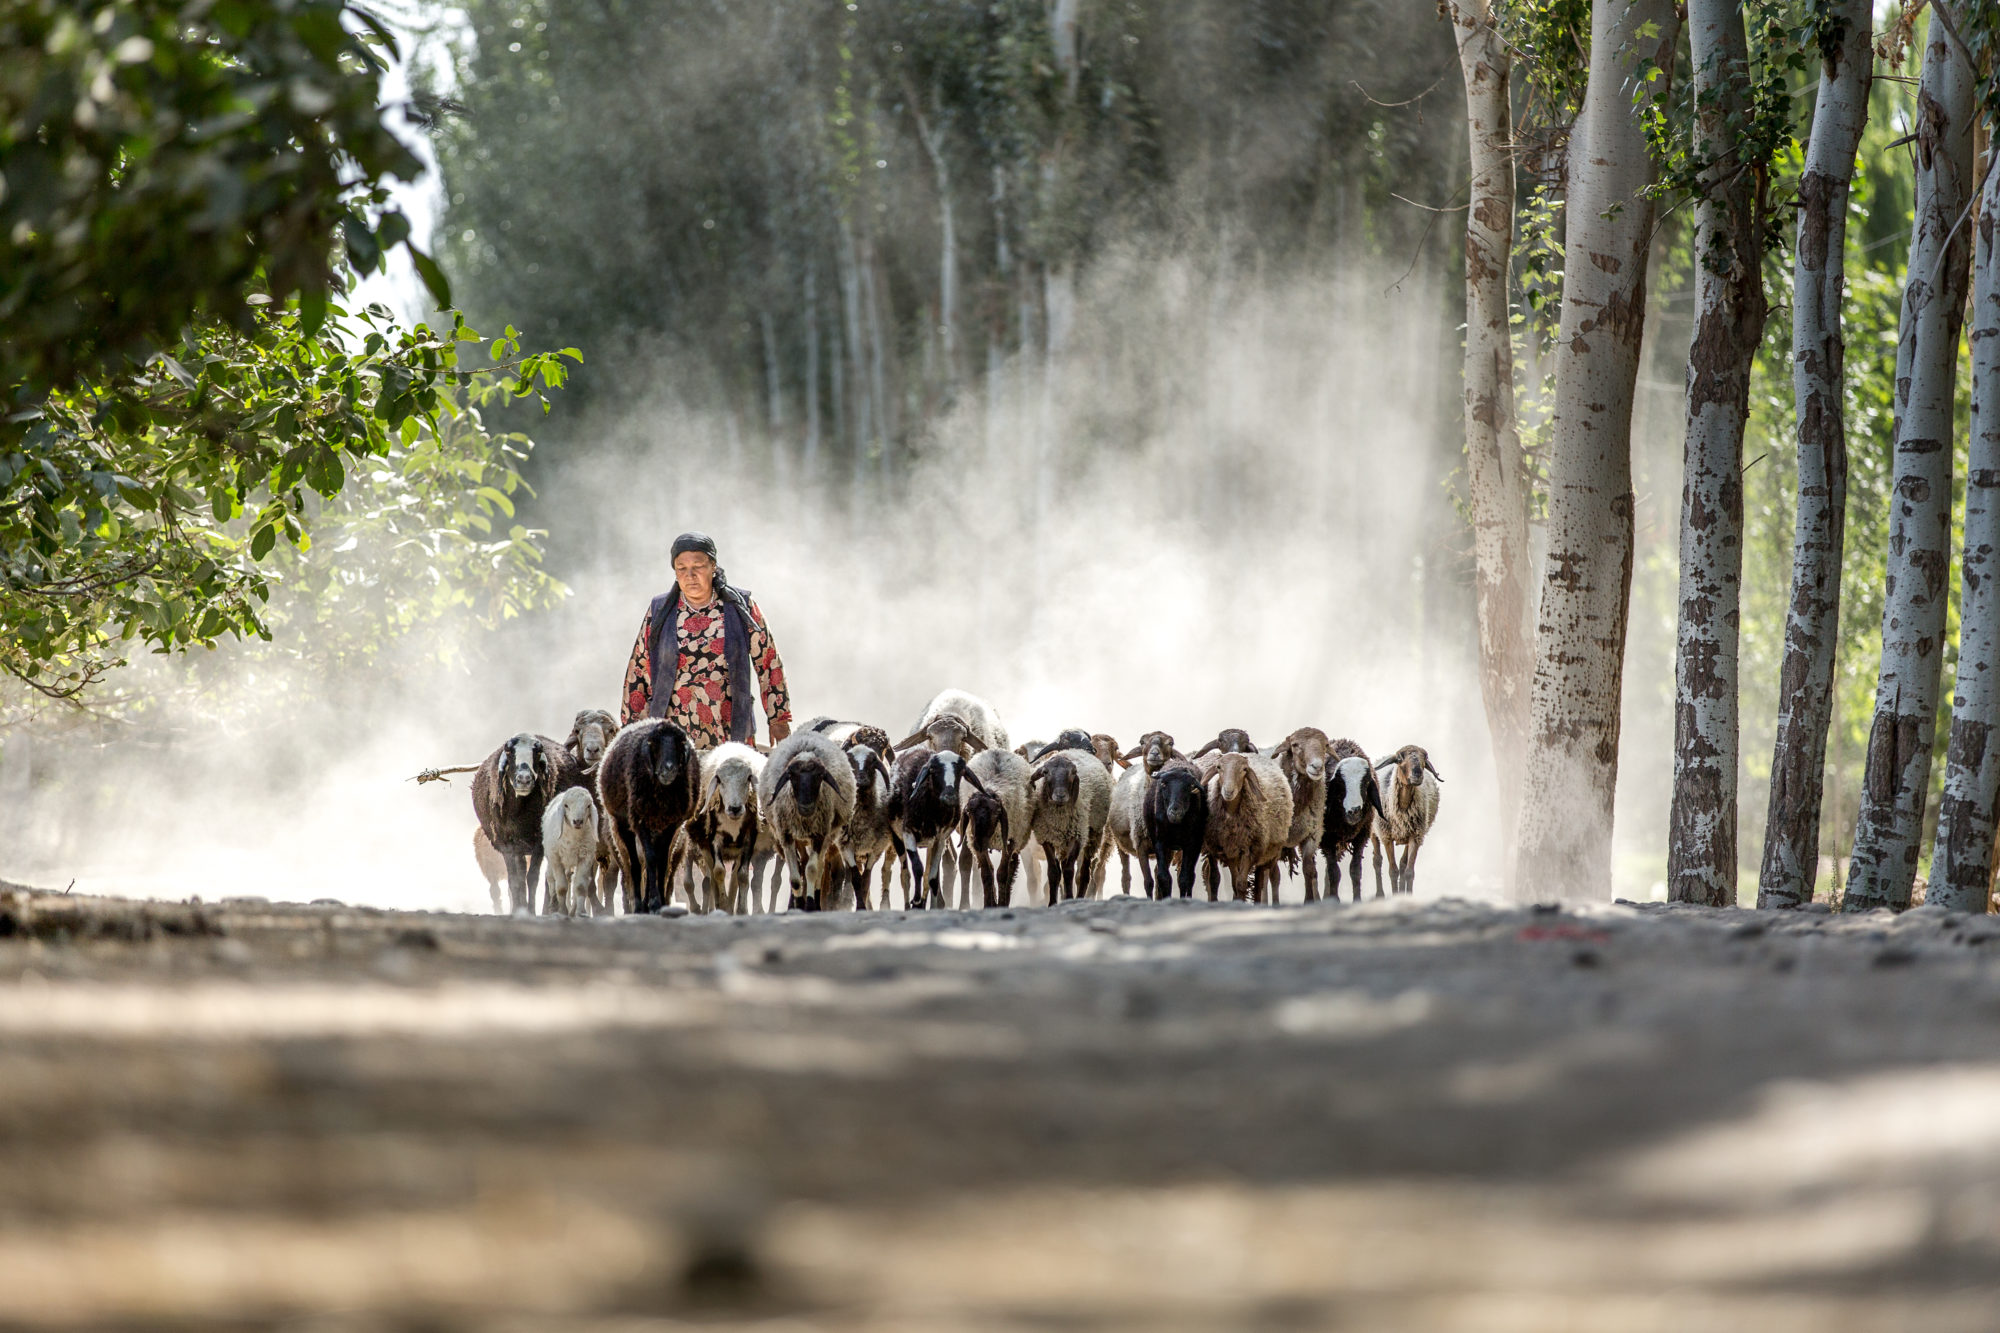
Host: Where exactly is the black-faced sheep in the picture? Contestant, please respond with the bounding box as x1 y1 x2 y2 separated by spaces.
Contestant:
1196 750 1293 903
472 733 587 914
961 747 1032 908
597 719 700 914
1143 759 1209 899
1271 727 1333 903
541 787 599 917
1029 748 1112 904
1372 744 1443 896
842 740 898 910
1190 729 1259 759
759 731 858 911
683 743 768 914
896 745 992 908
901 688 1009 754
1322 739 1385 901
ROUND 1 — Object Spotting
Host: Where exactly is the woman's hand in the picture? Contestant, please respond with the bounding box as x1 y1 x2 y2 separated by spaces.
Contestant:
768 718 792 744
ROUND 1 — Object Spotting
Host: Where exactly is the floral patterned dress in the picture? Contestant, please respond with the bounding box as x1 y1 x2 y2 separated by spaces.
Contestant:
620 595 792 747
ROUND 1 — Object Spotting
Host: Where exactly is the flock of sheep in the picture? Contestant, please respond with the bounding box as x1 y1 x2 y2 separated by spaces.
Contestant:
468 688 1444 917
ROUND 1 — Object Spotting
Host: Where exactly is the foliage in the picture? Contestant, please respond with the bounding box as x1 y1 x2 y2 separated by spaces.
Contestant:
0 0 450 395
425 0 1463 483
3 298 576 701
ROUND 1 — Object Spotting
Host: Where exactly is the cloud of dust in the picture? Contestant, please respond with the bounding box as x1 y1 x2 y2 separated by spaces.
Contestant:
0 239 1536 911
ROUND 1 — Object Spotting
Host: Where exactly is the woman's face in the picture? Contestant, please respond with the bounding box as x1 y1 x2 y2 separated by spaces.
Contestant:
674 551 717 604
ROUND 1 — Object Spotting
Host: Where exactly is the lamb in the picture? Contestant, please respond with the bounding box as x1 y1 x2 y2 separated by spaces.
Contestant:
540 787 600 917
1270 727 1333 903
1322 739 1385 901
596 719 701 914
758 730 858 911
1372 744 1443 896
1190 728 1259 759
805 717 895 761
896 745 993 909
841 740 898 910
960 747 1033 908
1029 747 1113 904
473 828 506 912
683 743 769 914
900 688 1009 755
1143 758 1209 899
1196 750 1293 903
471 732 587 914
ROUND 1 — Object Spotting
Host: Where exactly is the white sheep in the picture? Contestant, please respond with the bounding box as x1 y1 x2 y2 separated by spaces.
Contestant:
758 731 858 910
1372 745 1443 895
901 688 1010 755
685 742 769 914
960 747 1034 907
540 787 600 918
1029 748 1113 904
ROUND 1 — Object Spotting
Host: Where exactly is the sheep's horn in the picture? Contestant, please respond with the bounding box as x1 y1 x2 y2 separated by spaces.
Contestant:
1374 756 1398 770
1424 759 1445 782
893 729 929 751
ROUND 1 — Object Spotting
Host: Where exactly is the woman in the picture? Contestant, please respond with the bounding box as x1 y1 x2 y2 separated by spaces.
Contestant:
620 532 793 747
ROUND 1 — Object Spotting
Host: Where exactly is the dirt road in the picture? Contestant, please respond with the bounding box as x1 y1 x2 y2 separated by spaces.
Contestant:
0 885 1996 1330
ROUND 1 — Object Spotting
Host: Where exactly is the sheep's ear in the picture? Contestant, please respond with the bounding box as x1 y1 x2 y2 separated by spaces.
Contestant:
961 767 991 797
1119 746 1143 762
1365 772 1387 819
1242 769 1264 798
1424 759 1445 783
1191 740 1219 758
963 734 987 753
893 729 928 751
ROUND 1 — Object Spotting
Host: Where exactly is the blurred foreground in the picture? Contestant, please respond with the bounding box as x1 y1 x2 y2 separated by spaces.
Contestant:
0 887 1995 1330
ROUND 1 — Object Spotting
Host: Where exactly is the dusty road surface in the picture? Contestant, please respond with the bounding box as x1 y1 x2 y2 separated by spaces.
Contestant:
1 885 1997 1331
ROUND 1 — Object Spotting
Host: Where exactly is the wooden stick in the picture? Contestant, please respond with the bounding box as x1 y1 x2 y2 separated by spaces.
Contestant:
409 764 484 785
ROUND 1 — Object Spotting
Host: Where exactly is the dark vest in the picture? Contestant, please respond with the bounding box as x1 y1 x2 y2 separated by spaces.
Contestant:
647 584 757 743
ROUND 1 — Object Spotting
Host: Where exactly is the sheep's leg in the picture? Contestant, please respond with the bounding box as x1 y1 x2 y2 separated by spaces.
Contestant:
1203 856 1220 902
1369 836 1385 899
880 856 896 910
1151 847 1172 901
1042 847 1061 905
924 836 946 909
1400 837 1422 896
999 847 1020 907
528 851 547 915
1137 850 1154 900
1302 838 1320 903
1176 848 1199 899
1323 843 1341 902
901 836 927 910
956 839 974 910
1378 836 1400 899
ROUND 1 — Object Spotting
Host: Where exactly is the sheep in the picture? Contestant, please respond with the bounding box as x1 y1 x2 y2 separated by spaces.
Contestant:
1029 748 1113 904
540 787 600 917
1098 730 1186 897
564 709 620 771
842 740 898 910
960 747 1033 908
1270 727 1333 903
1143 758 1209 899
1322 739 1385 901
896 745 994 909
1105 762 1154 897
471 733 587 914
1372 744 1443 896
805 717 895 761
1196 750 1293 903
758 730 858 912
597 719 701 914
683 743 768 914
900 688 1009 755
1190 729 1259 759
473 828 506 912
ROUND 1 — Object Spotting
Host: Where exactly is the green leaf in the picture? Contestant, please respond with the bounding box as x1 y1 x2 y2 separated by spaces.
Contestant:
476 486 515 518
409 246 453 309
250 524 277 561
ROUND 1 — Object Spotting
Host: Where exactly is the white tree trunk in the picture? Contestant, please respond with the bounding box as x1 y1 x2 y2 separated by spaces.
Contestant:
1666 0 1769 907
1844 23 1977 912
1930 126 2000 913
1513 0 1679 901
1445 0 1532 890
836 214 872 504
911 99 959 385
1760 0 1872 909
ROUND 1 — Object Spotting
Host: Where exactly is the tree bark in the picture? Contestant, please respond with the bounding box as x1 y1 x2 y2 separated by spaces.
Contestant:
1759 0 1872 909
1844 21 1976 913
1445 0 1532 891
910 92 960 387
1666 0 1770 907
1930 125 2000 913
1513 0 1679 901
